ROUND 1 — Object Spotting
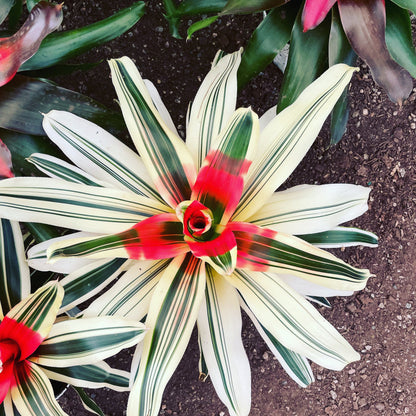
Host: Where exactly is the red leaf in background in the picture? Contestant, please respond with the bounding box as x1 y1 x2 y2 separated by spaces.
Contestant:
338 0 412 104
0 139 13 178
302 0 337 31
0 2 63 87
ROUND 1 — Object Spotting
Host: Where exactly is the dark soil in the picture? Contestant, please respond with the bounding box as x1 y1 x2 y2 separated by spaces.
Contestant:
25 1 416 415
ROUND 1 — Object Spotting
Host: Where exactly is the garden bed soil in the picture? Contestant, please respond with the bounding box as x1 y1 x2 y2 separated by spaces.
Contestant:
31 1 416 415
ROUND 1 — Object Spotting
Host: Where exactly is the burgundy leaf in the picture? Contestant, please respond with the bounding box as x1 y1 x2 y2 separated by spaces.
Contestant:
338 0 412 104
0 2 63 87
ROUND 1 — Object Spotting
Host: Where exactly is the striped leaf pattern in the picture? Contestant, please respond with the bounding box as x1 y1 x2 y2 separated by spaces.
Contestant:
128 253 206 416
234 64 358 221
40 361 130 391
1 282 63 360
59 258 128 312
83 260 169 320
0 219 30 317
0 177 169 234
241 300 314 387
109 57 196 208
230 269 359 370
197 268 251 416
230 222 371 291
248 184 370 235
298 226 379 248
27 154 103 187
186 50 241 170
11 361 67 416
191 108 258 226
42 110 161 201
32 316 146 367
47 214 189 262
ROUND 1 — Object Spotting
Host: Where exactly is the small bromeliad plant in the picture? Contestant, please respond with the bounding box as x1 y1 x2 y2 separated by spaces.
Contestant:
0 50 377 416
0 172 146 413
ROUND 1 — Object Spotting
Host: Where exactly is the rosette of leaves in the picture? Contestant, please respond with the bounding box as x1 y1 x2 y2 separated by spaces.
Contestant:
0 216 146 415
163 0 416 144
0 50 377 416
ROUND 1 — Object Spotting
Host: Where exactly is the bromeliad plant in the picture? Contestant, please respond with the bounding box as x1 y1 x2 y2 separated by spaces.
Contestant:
0 51 377 416
163 0 416 143
0 217 147 415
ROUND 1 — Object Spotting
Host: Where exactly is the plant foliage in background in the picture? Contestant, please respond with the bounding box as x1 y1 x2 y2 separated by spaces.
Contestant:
163 0 416 144
0 214 146 415
0 50 377 416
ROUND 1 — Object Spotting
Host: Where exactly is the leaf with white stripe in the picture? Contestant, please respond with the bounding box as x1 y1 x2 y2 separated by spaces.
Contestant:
40 361 130 391
241 299 314 388
229 269 359 370
298 226 379 248
197 267 251 416
248 184 370 235
31 316 146 367
109 57 196 208
11 361 67 416
0 219 30 317
27 154 104 186
187 50 241 170
28 232 101 274
234 64 358 221
128 253 206 416
0 177 169 234
83 260 169 320
42 110 161 201
59 258 129 313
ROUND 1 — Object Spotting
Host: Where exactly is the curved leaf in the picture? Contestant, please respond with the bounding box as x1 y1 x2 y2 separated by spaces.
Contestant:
20 2 146 71
238 2 298 89
390 0 416 14
221 0 289 14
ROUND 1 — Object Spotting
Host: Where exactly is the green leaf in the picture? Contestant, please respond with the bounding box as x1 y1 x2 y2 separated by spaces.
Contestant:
0 0 15 25
385 1 416 78
276 5 331 112
175 0 227 15
237 2 298 89
23 61 101 79
72 387 105 416
222 0 289 14
390 0 416 14
187 15 219 38
298 226 379 248
328 7 357 145
20 2 146 71
0 76 125 137
0 129 63 177
0 219 30 316
24 223 61 244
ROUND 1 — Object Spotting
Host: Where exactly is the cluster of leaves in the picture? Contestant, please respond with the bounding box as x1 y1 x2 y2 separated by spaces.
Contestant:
162 0 416 144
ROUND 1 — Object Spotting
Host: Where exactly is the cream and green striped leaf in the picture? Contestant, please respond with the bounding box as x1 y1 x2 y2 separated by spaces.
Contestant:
197 267 251 416
234 64 359 221
31 316 146 367
40 361 130 391
0 219 30 317
298 226 379 248
83 260 169 320
186 50 241 170
128 254 206 416
42 110 161 202
232 223 371 291
241 300 314 388
59 258 128 313
109 57 196 208
0 177 169 234
27 154 103 187
247 184 370 235
11 361 67 416
230 269 359 370
72 387 104 416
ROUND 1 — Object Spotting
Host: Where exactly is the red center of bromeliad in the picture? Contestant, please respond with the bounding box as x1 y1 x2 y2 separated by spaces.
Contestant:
177 200 213 239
